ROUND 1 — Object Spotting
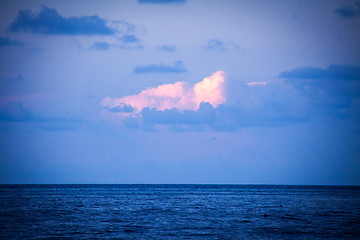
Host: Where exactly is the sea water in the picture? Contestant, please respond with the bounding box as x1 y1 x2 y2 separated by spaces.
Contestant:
0 184 359 239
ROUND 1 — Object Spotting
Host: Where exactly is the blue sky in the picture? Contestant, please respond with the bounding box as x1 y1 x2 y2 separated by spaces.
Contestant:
0 0 359 184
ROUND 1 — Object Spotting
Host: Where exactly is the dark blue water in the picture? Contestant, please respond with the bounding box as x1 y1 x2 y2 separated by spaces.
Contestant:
0 185 359 239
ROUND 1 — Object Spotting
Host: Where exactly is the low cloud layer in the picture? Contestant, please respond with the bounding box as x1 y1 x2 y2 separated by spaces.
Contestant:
102 64 360 132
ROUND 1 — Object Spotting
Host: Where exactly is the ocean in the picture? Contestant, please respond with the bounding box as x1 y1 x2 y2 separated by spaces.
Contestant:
0 184 359 239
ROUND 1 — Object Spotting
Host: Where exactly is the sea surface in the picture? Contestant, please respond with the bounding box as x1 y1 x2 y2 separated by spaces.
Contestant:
0 184 359 239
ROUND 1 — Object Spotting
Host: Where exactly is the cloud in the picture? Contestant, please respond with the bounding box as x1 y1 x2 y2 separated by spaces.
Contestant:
279 64 360 98
121 103 221 132
89 42 110 51
0 101 84 131
118 34 144 49
9 5 114 35
202 39 227 51
247 82 267 87
133 60 186 74
218 85 311 129
138 0 186 4
157 45 176 52
102 71 226 114
119 34 140 43
108 105 134 113
202 39 243 52
103 82 312 131
112 20 136 33
0 37 23 47
101 71 312 131
141 102 216 125
335 4 360 18
279 64 360 80
101 66 360 132
280 64 360 119
0 102 32 122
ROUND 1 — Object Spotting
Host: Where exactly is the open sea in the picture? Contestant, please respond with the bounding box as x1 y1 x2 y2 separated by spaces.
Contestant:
0 184 359 239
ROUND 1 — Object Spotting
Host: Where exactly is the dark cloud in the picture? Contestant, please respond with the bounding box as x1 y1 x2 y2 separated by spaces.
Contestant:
157 45 176 52
0 36 23 47
9 5 114 35
108 105 134 113
119 34 140 43
215 83 311 130
0 102 32 122
138 0 186 4
123 103 219 132
89 42 110 51
133 60 186 74
280 64 360 119
141 102 215 125
202 39 227 51
335 5 360 18
0 101 84 131
279 67 325 79
118 34 144 49
279 64 360 80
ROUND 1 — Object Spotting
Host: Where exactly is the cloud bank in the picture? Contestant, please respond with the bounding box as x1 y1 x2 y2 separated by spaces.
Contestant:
279 64 360 80
101 71 312 131
102 71 226 115
280 64 360 119
9 5 114 35
102 64 360 132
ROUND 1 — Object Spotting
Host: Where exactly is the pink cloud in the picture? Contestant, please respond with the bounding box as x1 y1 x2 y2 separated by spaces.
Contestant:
102 71 226 115
246 81 267 86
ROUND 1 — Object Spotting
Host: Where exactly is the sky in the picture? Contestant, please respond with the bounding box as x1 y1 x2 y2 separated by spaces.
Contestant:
0 0 359 184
